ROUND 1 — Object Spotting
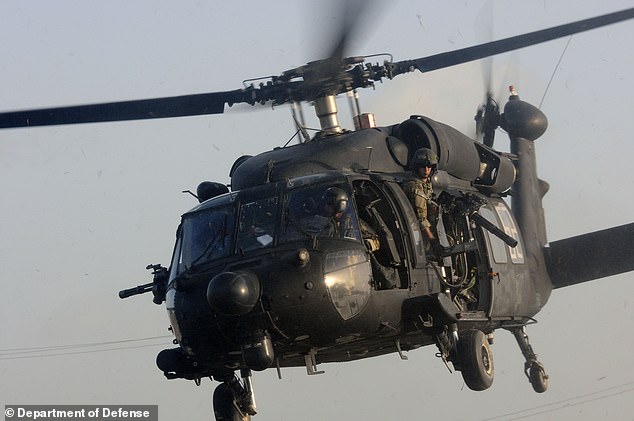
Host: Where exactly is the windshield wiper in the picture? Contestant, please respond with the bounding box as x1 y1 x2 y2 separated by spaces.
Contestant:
186 241 218 274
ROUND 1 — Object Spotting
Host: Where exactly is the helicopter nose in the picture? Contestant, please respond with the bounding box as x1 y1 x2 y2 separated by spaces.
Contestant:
206 271 261 316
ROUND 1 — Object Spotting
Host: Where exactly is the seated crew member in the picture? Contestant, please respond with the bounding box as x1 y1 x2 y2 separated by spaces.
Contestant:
359 217 398 289
301 187 353 238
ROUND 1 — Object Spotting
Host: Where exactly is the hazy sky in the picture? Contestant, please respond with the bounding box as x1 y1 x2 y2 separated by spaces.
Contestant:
1 1 633 420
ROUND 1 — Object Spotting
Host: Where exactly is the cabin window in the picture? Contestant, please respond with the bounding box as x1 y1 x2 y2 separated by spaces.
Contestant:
479 207 508 264
492 202 525 264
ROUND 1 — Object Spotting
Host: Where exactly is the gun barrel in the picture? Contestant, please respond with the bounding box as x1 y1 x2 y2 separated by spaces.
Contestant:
118 282 153 299
471 212 518 248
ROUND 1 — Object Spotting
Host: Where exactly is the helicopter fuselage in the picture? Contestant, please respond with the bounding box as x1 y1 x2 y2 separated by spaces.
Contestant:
158 162 551 381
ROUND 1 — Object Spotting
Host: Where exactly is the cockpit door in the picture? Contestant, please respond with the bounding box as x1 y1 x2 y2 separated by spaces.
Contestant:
352 179 411 289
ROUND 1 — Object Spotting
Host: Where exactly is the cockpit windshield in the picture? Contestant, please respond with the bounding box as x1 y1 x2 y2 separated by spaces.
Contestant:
176 204 235 274
236 197 278 254
170 180 362 278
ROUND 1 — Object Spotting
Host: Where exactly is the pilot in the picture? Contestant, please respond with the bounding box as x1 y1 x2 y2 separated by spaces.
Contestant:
321 187 354 237
301 187 353 238
403 148 442 256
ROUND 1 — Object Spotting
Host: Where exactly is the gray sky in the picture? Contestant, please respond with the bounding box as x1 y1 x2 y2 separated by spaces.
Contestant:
1 1 633 420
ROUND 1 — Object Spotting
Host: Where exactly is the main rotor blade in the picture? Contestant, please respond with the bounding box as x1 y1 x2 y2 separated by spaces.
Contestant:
322 0 379 62
0 90 243 129
394 7 634 75
305 0 380 87
2 7 632 129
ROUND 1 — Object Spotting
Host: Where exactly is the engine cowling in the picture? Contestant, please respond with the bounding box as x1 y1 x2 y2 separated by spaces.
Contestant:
396 116 516 194
229 115 516 194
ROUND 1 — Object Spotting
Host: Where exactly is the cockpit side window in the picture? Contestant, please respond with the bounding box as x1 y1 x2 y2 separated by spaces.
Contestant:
281 184 361 243
236 197 278 253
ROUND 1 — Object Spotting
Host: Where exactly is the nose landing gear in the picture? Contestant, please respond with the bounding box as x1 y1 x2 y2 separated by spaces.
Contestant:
510 326 549 393
213 369 257 421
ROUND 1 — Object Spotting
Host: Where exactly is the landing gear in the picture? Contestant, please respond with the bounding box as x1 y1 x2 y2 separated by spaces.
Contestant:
510 326 548 393
528 362 548 393
213 369 257 421
458 329 494 391
434 326 495 391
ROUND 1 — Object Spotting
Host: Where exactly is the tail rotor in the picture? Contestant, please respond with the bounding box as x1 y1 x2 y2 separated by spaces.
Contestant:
475 91 501 148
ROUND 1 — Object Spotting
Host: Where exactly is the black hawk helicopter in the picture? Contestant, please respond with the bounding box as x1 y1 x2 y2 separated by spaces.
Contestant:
2 6 634 421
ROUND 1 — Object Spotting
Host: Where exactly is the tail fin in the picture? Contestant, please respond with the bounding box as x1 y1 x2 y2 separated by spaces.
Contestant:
544 223 634 289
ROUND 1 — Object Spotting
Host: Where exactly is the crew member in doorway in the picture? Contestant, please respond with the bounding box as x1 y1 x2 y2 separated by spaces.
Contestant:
403 148 441 256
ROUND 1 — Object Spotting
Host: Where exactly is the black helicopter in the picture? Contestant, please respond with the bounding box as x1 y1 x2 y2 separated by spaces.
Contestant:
2 6 634 421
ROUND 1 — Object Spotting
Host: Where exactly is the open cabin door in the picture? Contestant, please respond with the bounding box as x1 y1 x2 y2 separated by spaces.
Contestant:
433 193 525 316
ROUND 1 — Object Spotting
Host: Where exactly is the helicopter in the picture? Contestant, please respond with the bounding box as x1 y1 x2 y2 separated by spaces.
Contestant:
2 4 634 421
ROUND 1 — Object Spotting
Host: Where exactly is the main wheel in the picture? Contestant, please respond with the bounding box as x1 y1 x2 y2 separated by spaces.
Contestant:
458 329 494 391
529 363 548 393
213 383 251 421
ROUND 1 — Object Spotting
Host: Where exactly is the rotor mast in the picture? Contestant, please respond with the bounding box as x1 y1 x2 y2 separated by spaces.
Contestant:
314 95 343 134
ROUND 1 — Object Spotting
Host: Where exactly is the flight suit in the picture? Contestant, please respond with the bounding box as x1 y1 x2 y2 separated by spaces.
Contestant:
403 177 434 230
329 213 354 238
301 213 354 238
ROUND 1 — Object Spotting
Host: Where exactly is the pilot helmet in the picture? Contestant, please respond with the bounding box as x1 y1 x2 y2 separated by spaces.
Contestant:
410 148 438 172
323 187 349 214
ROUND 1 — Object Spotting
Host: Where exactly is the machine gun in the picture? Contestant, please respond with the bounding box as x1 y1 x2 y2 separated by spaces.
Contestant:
119 264 168 305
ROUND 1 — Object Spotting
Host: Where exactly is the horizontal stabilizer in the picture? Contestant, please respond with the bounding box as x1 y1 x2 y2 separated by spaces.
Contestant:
545 223 634 289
